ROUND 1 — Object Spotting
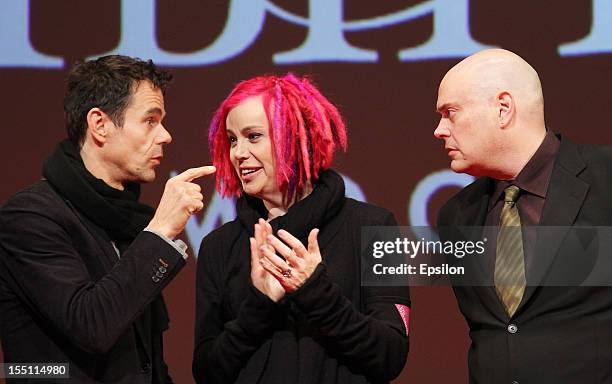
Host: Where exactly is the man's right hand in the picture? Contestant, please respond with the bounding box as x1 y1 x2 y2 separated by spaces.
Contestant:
147 166 216 239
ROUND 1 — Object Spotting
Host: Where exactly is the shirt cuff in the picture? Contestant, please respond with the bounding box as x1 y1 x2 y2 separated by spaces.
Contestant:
143 228 189 259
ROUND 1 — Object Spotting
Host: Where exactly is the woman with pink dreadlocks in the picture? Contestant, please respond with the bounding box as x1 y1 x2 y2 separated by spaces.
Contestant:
192 74 410 384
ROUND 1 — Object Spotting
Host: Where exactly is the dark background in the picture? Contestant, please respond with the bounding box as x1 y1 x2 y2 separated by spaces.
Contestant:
1 1 610 382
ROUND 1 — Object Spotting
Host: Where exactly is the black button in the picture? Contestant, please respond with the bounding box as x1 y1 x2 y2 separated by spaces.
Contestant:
152 276 160 283
159 266 167 273
507 324 518 334
141 363 151 374
512 381 519 384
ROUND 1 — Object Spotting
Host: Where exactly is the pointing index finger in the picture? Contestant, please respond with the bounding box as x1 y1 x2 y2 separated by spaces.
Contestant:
175 166 216 182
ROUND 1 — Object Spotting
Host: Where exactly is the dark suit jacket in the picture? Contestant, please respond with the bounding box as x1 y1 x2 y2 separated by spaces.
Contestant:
437 136 612 384
0 180 186 383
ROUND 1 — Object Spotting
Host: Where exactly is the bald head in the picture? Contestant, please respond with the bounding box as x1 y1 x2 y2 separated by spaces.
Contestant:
441 49 544 124
434 49 547 180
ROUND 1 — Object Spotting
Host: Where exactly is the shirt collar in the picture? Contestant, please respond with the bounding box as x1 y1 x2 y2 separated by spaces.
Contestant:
488 130 560 211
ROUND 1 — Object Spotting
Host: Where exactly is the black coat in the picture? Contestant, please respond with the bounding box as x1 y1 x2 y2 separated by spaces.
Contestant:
437 136 612 383
0 180 185 383
193 170 411 384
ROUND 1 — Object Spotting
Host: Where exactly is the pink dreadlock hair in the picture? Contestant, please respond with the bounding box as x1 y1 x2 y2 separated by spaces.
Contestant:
208 73 347 203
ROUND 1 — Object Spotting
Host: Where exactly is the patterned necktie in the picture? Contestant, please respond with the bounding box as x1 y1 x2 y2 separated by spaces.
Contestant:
494 185 526 317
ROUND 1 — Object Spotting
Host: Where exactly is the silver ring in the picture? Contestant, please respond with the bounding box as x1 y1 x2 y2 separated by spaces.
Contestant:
282 268 292 278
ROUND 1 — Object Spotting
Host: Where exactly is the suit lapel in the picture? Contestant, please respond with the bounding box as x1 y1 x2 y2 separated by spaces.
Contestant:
65 197 155 363
456 181 494 279
517 137 589 313
457 179 491 227
456 179 509 320
64 199 120 278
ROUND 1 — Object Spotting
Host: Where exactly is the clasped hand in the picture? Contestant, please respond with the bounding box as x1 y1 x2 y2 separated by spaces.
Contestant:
250 219 321 300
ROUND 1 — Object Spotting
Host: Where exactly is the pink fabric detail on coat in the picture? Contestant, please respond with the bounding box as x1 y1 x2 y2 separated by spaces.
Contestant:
394 304 410 335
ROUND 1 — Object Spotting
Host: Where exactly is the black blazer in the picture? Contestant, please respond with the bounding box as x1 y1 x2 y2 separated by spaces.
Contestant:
0 180 186 383
437 136 612 384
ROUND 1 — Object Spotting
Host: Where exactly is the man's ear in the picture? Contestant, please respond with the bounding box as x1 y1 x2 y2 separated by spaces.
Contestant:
86 108 111 144
497 91 514 129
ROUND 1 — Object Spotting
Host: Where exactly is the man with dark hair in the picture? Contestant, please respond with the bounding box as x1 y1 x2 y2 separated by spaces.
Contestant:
63 55 174 147
0 55 215 383
435 49 612 383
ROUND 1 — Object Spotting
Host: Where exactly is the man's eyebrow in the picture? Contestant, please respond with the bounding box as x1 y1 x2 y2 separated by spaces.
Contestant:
145 107 164 116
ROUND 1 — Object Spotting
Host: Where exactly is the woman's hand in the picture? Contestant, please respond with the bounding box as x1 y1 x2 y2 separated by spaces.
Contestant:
250 219 285 302
259 227 322 293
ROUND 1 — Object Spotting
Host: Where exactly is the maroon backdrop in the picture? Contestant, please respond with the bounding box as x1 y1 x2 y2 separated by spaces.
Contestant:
1 1 611 382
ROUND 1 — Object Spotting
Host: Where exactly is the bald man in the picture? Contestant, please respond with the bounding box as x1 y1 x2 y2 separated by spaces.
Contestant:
435 49 612 383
